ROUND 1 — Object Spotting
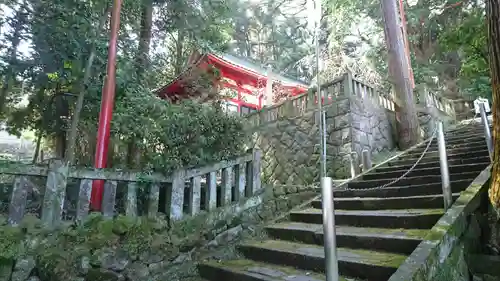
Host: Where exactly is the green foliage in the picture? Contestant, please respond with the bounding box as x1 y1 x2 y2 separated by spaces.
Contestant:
324 0 491 101
111 86 247 172
438 7 490 99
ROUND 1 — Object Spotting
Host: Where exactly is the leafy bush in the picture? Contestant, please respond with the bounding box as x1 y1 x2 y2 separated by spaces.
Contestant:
111 88 247 172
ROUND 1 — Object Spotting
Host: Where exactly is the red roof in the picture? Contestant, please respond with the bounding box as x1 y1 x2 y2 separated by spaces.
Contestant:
155 53 308 100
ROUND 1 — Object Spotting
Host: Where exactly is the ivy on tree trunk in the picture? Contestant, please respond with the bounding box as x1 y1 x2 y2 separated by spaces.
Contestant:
488 0 500 212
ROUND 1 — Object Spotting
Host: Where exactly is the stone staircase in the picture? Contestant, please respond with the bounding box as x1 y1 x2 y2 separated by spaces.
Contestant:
197 122 491 281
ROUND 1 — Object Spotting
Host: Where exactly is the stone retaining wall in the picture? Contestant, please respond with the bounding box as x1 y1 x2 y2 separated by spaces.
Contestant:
0 184 317 281
388 166 490 281
250 93 396 184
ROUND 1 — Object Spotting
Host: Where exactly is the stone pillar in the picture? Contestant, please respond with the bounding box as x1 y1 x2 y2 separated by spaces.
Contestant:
41 159 69 227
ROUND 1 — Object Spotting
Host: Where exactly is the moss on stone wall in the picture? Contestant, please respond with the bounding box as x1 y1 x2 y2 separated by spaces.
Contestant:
0 185 318 281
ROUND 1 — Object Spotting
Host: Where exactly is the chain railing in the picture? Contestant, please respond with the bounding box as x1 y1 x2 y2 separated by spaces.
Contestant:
341 126 438 192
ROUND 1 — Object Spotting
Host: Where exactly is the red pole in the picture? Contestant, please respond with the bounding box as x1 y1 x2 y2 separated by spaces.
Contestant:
90 0 122 211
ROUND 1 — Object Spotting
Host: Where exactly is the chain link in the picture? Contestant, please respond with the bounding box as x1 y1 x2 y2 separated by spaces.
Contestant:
342 127 439 192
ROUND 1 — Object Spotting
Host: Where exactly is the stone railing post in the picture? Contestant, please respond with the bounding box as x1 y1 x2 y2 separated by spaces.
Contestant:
342 72 353 97
8 176 29 225
246 149 261 196
307 91 315 110
362 149 372 172
102 180 117 219
166 169 185 221
76 179 92 222
41 159 69 227
283 99 294 117
349 151 360 178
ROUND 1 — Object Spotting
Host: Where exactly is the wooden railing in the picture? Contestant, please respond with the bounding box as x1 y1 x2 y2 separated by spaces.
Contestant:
2 149 261 227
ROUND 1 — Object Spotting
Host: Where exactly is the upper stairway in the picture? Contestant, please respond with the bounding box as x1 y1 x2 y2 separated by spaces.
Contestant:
197 121 491 281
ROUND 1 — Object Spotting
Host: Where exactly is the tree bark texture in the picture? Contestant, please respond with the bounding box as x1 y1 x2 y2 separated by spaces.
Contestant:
0 2 27 116
380 0 421 150
488 0 500 211
65 5 111 165
127 0 153 168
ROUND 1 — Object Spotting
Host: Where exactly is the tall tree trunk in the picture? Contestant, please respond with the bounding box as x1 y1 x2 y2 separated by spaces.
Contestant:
65 5 111 165
488 0 500 211
136 0 153 78
380 0 421 149
32 132 42 164
54 89 68 159
127 0 153 168
0 2 27 116
174 29 185 75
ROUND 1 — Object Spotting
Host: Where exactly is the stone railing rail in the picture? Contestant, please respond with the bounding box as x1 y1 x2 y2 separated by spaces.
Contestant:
244 72 457 128
348 74 396 112
2 149 261 227
415 89 456 117
245 75 345 127
245 73 400 128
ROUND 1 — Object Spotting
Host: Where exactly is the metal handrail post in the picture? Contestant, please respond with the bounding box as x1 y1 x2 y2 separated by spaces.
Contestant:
437 122 452 210
479 102 493 161
321 177 339 281
362 149 372 172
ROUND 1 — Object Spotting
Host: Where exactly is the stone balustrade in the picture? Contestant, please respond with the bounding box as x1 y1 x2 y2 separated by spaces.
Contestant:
2 149 261 227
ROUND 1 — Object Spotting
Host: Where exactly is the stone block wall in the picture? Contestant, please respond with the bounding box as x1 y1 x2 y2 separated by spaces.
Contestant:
0 183 317 281
388 167 490 281
248 75 460 185
250 90 396 185
350 93 395 158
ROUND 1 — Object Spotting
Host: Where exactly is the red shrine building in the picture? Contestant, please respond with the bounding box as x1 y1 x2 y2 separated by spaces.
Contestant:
155 51 310 116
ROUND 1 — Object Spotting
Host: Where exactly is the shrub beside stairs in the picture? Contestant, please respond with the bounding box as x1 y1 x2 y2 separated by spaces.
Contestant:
197 122 491 281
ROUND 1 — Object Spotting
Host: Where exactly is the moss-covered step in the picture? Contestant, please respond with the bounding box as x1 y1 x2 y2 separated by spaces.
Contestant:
290 208 444 229
362 163 489 181
237 239 407 281
411 139 487 153
445 125 490 135
329 180 471 199
402 145 487 161
198 259 363 281
346 171 481 189
311 193 461 210
374 157 488 174
436 133 486 142
391 150 489 167
265 222 427 255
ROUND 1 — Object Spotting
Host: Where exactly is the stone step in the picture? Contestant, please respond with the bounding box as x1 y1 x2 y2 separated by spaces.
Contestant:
331 180 471 198
375 157 489 174
290 208 444 229
388 150 489 167
198 259 342 281
411 139 486 153
346 171 481 189
446 127 489 136
441 133 486 143
237 239 407 281
446 124 491 134
363 163 489 181
402 144 487 159
311 193 461 210
265 222 427 255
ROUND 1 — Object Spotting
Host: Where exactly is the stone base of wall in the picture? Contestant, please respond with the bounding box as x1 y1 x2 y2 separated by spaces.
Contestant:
388 167 490 281
0 185 317 281
252 94 396 185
